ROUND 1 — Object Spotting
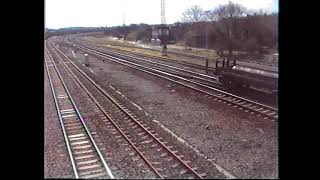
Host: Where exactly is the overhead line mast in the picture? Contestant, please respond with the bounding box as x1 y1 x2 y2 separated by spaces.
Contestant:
161 0 166 25
122 12 126 26
158 0 169 56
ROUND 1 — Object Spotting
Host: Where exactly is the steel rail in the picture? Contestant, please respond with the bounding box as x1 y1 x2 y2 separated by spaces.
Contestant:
45 49 79 178
48 41 164 178
68 40 278 118
70 38 277 112
76 36 277 72
74 38 218 81
51 41 205 179
46 44 115 179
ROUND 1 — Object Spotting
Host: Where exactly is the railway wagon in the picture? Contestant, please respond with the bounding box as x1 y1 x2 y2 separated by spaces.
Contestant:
216 59 278 94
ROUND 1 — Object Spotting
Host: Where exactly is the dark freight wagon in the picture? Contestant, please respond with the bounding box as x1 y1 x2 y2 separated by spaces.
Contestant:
215 59 278 95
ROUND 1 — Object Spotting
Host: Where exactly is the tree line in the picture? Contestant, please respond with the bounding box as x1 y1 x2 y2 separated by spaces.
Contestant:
178 2 278 57
46 1 278 58
45 27 105 39
105 1 277 58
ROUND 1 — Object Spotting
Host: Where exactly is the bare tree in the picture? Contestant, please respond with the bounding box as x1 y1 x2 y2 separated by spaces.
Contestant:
181 5 205 23
213 1 247 57
216 1 246 20
204 10 218 22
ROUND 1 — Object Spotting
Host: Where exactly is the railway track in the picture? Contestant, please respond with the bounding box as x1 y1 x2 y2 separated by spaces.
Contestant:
72 38 220 84
72 36 278 100
47 41 209 179
45 47 114 179
76 37 218 73
65 37 278 120
78 35 277 71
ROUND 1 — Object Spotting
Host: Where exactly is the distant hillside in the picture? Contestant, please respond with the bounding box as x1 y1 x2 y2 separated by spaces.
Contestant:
45 26 104 39
45 27 103 32
58 27 101 30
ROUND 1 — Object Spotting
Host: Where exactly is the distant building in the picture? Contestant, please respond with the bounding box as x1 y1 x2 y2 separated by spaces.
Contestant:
151 27 159 40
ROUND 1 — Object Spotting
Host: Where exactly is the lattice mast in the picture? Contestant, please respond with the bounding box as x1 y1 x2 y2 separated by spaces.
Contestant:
122 12 125 26
161 0 166 25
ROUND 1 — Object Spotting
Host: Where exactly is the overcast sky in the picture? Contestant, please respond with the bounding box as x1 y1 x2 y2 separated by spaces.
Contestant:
45 0 279 29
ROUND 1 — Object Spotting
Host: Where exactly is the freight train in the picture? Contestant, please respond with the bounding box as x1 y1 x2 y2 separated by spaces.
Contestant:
215 58 278 95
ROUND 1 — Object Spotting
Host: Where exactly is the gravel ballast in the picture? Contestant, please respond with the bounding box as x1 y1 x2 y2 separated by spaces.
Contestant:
44 64 75 178
48 40 278 178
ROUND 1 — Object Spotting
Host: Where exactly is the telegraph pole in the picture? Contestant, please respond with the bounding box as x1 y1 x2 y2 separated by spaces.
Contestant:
205 10 210 74
122 12 126 40
161 0 166 25
159 0 168 56
122 12 126 26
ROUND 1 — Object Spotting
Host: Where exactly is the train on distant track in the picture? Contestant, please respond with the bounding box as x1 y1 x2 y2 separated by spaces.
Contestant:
214 58 278 95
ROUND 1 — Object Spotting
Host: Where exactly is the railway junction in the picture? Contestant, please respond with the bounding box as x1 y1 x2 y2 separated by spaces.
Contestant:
45 33 278 179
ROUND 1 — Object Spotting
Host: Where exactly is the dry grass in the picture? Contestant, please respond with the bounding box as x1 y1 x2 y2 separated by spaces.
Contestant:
82 35 277 68
82 36 208 66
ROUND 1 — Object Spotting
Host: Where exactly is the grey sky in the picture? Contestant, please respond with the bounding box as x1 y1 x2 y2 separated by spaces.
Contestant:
45 0 278 29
